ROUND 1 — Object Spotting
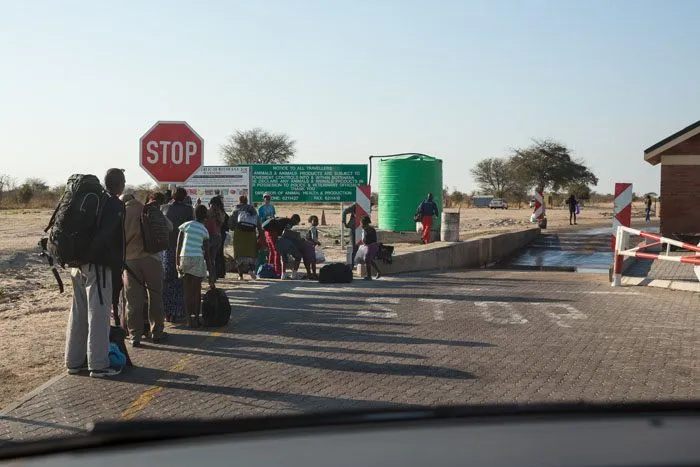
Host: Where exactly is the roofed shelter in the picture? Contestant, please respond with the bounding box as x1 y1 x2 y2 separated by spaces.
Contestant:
644 120 700 238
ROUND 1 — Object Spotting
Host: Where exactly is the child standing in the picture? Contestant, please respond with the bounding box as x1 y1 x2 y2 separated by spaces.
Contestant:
305 215 321 279
176 205 214 328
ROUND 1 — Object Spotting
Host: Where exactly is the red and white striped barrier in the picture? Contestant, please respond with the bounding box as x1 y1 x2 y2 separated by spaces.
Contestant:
355 185 371 245
611 226 700 286
611 182 632 250
531 190 545 222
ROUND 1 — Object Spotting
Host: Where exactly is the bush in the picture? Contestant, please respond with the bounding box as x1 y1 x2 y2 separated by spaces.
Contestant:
16 184 34 205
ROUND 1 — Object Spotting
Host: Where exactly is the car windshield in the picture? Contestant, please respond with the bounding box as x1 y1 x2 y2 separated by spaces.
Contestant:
0 0 698 453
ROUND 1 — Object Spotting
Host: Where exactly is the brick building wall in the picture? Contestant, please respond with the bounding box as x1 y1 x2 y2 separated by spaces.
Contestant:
659 164 700 237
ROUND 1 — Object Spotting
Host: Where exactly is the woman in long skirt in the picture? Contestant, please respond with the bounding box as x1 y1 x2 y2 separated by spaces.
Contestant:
162 188 193 322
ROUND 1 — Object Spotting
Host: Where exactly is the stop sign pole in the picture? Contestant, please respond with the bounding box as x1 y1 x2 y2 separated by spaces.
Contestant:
139 121 204 185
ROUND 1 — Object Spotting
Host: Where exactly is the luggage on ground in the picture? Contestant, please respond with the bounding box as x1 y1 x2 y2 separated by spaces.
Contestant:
201 287 232 327
109 325 133 367
318 263 354 284
256 263 277 279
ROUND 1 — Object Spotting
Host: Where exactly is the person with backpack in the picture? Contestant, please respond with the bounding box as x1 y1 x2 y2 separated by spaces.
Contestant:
176 205 214 328
416 193 439 244
121 188 172 347
230 195 259 280
60 168 126 378
162 188 194 323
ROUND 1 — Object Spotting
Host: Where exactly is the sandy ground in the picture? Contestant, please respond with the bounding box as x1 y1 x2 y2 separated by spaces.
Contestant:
0 202 651 410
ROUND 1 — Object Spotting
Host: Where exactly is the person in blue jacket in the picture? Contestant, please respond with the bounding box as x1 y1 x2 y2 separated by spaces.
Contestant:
258 193 276 222
416 193 439 244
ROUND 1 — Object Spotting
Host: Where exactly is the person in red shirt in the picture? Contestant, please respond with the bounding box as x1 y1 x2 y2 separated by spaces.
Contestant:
262 215 301 277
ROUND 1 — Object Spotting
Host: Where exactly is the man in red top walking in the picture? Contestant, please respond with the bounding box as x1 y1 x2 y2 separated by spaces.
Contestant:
417 193 439 244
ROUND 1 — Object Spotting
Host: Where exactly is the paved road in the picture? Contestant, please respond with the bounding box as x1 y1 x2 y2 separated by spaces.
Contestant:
1 269 698 442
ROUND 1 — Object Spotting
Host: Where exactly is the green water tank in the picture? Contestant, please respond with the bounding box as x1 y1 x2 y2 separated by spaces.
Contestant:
378 154 443 232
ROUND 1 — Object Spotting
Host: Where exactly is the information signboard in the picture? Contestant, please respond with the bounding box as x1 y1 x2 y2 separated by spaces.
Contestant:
248 164 367 203
183 166 250 212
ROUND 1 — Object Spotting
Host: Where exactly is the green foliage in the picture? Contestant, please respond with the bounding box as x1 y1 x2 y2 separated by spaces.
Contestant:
16 183 34 205
509 138 598 192
220 128 296 165
470 157 514 198
567 181 591 200
25 177 49 192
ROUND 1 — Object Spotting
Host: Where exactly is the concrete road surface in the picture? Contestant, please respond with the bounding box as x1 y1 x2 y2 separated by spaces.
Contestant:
1 269 698 443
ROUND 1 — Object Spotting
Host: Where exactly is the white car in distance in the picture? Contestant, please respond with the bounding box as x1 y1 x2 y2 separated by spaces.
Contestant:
489 198 508 209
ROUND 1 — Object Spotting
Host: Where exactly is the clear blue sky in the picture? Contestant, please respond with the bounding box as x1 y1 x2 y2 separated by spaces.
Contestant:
2 0 699 195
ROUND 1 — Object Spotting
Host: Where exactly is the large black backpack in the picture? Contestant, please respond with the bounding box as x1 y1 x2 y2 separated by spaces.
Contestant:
45 174 109 268
201 287 232 327
318 263 354 284
141 202 169 253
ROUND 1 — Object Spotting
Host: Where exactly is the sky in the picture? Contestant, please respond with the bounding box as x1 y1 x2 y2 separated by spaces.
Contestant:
2 0 700 195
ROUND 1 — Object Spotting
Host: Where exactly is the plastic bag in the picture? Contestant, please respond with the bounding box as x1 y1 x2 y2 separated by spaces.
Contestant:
416 222 424 233
108 342 126 369
575 204 581 215
315 247 326 263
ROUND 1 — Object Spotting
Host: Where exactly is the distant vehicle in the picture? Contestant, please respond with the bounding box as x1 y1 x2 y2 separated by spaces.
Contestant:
489 199 508 209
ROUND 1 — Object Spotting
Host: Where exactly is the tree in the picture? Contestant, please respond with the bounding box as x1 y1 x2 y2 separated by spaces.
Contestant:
25 177 49 192
567 181 591 201
16 183 34 205
220 128 296 165
450 189 465 207
470 158 514 198
509 138 598 192
0 174 16 204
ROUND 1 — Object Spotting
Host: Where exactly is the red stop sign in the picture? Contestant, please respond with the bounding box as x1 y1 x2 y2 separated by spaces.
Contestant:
139 121 203 184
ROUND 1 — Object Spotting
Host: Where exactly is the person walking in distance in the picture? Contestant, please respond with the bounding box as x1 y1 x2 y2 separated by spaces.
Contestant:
176 205 214 328
645 194 653 223
121 189 171 347
566 194 578 225
65 168 126 378
417 193 439 244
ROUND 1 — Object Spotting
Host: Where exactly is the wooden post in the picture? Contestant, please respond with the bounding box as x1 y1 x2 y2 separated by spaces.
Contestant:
339 203 344 250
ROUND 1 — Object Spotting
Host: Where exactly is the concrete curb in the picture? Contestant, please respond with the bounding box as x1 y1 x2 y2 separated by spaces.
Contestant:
621 276 700 292
0 373 67 416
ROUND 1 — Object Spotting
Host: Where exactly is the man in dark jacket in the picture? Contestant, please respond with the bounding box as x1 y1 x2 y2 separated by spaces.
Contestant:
65 168 126 378
417 193 439 244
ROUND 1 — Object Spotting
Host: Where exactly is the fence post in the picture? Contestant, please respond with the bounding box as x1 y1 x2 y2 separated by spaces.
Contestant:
611 226 629 287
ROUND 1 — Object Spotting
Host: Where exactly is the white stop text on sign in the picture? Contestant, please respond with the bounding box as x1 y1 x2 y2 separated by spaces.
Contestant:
146 141 198 164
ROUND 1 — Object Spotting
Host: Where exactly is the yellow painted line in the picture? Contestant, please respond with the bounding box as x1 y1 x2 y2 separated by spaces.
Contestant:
119 329 228 420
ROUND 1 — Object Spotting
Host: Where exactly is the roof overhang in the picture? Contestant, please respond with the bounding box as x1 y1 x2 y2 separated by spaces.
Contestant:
644 120 700 166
